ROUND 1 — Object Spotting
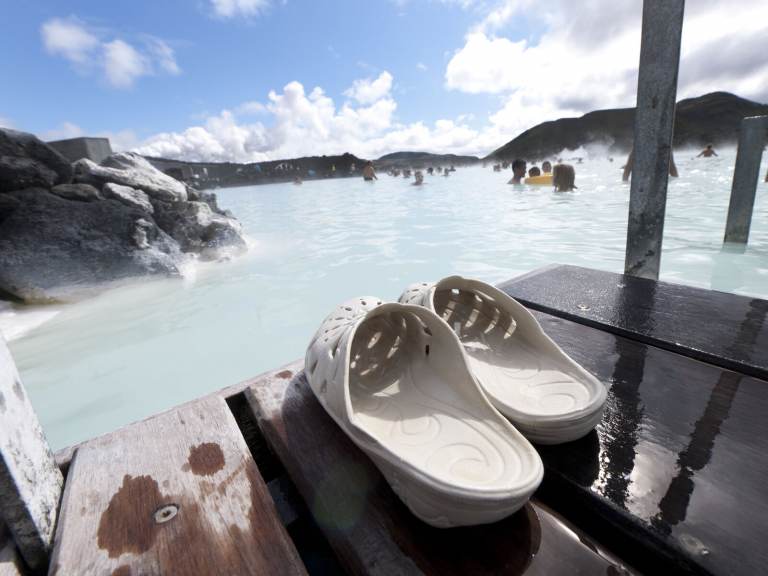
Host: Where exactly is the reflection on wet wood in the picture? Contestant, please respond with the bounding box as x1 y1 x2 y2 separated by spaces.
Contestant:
499 265 768 379
48 396 305 576
531 310 768 576
246 369 636 576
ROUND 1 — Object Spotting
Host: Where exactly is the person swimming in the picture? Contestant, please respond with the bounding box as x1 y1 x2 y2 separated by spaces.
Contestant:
622 148 678 181
528 166 541 177
362 161 377 181
697 144 718 157
413 171 424 186
508 159 527 184
553 164 577 192
542 161 552 174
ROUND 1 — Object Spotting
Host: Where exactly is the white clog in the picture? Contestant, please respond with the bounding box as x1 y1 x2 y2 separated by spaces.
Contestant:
400 277 607 444
305 297 543 527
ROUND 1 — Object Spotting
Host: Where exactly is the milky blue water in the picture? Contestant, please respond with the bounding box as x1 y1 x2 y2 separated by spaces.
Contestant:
3 148 767 449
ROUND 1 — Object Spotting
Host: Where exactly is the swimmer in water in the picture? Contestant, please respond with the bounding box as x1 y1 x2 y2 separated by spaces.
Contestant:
528 166 541 177
413 171 424 186
508 159 527 184
553 164 577 192
362 161 377 181
542 161 552 174
697 144 718 157
622 148 678 181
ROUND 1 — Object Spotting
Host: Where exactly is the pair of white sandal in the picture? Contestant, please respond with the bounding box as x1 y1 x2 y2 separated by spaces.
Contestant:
305 276 607 528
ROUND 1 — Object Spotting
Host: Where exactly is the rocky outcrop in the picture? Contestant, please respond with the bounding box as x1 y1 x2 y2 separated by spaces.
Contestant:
74 153 187 202
0 129 73 192
51 183 101 202
102 182 153 213
0 130 247 303
151 200 245 259
0 189 180 302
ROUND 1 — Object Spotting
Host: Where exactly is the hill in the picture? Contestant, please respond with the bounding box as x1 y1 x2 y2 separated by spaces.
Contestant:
486 92 768 161
145 152 367 189
376 151 479 169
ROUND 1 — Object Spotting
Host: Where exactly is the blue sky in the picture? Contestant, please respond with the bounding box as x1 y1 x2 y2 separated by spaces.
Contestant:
2 0 767 160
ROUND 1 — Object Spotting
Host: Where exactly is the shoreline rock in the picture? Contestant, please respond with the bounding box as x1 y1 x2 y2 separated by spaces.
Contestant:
0 129 247 303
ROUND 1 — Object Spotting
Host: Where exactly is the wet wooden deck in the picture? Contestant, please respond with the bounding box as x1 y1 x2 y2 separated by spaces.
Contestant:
4 265 767 575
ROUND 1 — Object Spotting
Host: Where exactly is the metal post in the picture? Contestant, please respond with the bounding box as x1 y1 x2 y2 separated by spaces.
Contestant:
624 0 686 280
0 335 63 571
723 116 767 245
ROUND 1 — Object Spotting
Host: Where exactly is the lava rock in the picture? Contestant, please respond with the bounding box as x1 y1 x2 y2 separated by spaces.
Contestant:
51 183 101 202
102 182 153 214
74 152 187 202
0 188 181 303
152 199 246 259
0 128 72 192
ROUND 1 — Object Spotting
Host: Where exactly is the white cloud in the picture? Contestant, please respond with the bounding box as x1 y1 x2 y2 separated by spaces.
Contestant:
146 37 181 76
210 0 270 18
40 17 180 89
103 40 147 88
344 71 394 105
416 62 428 71
127 0 768 163
0 116 13 129
445 0 768 142
134 73 490 161
41 17 99 66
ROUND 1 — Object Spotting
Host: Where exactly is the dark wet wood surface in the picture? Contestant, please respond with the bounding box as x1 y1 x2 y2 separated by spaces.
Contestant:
246 369 637 576
48 395 305 576
499 265 768 379
530 310 768 576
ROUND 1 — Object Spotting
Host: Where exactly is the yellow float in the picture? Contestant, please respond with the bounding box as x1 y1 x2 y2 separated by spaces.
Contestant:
524 174 553 186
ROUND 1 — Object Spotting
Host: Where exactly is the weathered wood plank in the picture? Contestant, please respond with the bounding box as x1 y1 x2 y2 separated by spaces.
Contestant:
0 335 62 571
0 523 26 576
246 369 636 576
529 309 768 576
499 264 768 379
48 395 306 576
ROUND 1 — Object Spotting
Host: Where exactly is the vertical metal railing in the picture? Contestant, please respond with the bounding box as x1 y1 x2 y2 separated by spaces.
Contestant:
624 0 686 280
723 116 768 245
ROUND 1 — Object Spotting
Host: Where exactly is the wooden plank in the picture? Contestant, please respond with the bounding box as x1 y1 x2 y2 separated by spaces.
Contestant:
246 369 637 576
0 523 26 576
0 335 62 571
528 309 768 576
48 395 306 576
499 264 768 379
624 0 685 279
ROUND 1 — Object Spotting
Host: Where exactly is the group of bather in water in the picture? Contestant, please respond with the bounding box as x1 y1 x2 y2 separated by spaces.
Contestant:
356 143 762 190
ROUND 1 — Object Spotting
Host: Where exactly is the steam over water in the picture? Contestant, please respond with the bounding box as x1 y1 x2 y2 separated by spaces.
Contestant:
3 148 768 449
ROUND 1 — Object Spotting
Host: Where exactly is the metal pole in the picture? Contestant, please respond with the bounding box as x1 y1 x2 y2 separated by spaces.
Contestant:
624 0 685 280
723 116 767 245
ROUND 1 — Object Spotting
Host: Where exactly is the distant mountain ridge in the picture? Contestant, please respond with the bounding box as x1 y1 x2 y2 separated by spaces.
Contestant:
376 151 479 169
486 92 768 161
